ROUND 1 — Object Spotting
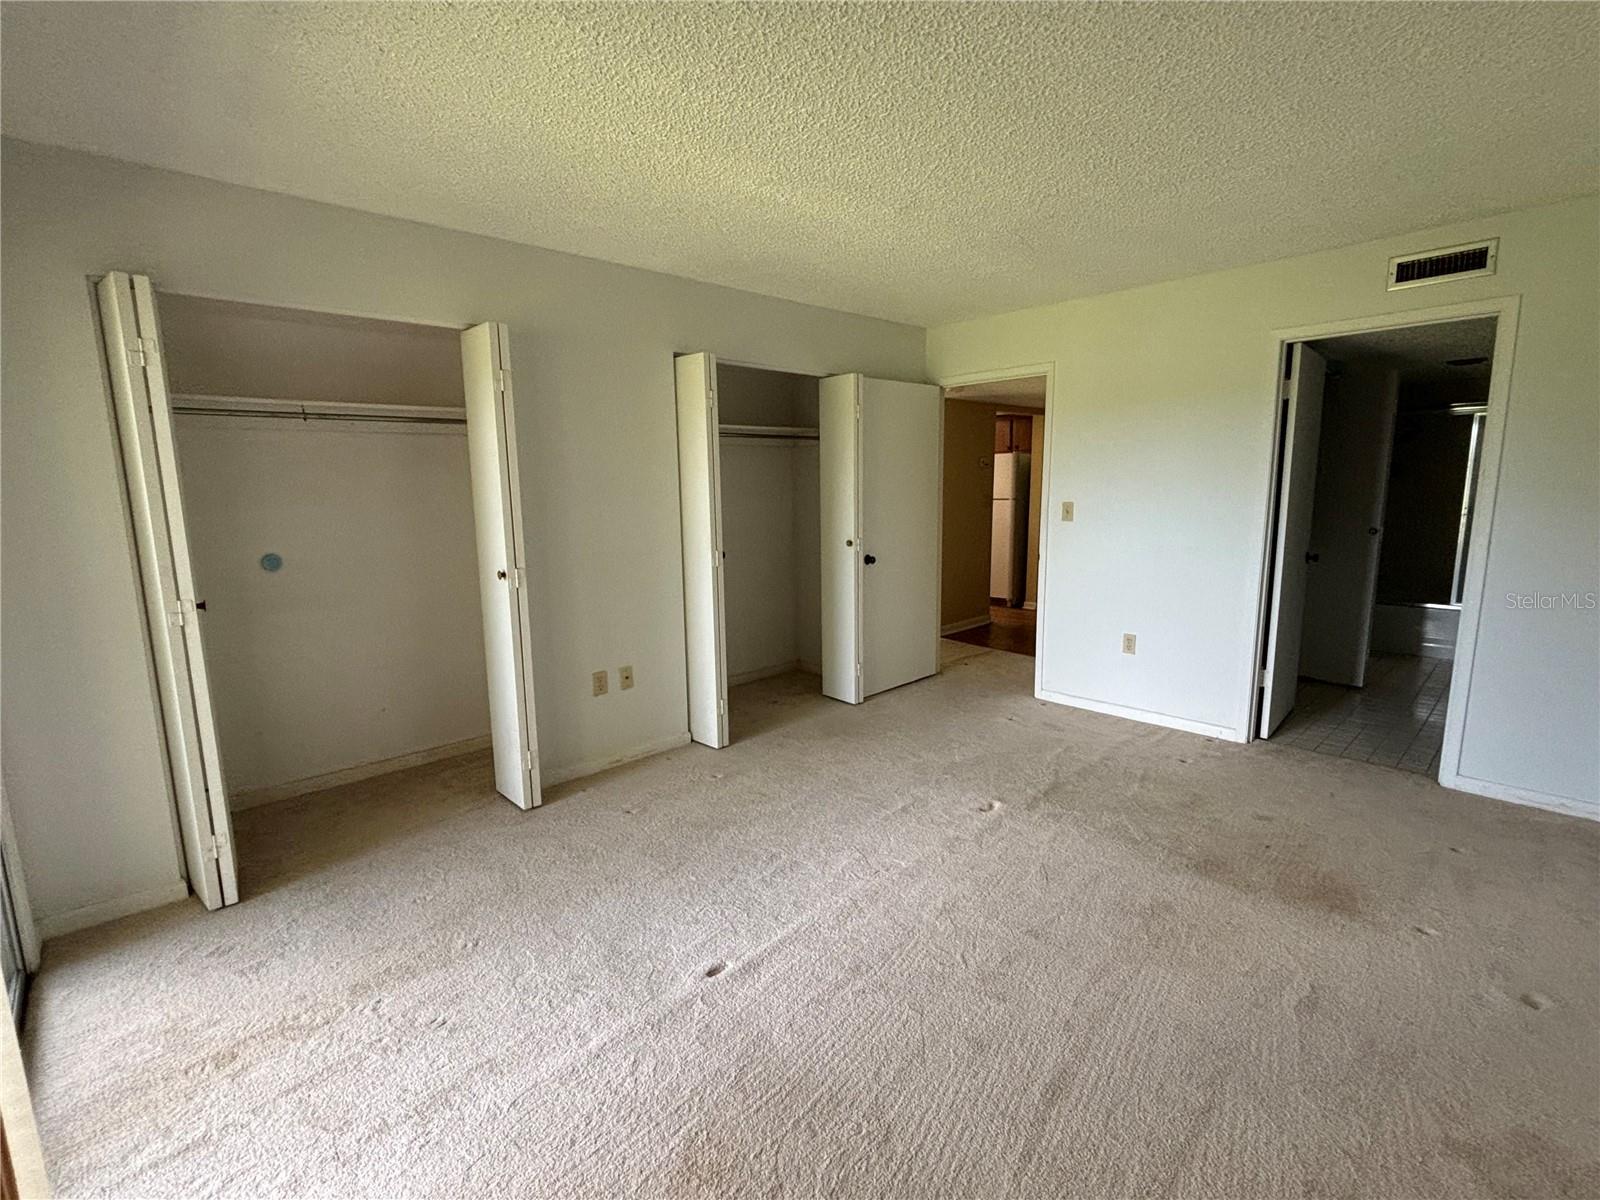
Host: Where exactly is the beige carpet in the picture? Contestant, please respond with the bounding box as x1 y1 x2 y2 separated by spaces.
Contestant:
24 647 1600 1198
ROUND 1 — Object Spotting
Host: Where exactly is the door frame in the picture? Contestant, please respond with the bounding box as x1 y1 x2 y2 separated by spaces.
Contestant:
933 362 1057 700
1246 296 1521 794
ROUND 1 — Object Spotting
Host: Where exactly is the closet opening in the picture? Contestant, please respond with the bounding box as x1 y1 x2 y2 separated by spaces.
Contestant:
105 280 541 907
677 353 942 748
703 360 824 743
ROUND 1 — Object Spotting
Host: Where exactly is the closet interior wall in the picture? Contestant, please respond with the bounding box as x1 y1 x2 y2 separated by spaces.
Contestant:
716 364 822 686
159 294 490 807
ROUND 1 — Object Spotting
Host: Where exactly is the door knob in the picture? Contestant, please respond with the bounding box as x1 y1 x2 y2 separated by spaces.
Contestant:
497 569 507 580
864 554 877 565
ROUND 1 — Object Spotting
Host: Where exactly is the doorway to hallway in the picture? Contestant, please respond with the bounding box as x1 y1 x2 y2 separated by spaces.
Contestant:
939 375 1047 662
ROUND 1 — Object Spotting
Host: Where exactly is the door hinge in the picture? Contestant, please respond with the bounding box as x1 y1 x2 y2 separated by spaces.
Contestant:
717 697 727 715
505 566 524 590
524 749 535 770
203 833 229 862
496 368 512 397
1258 667 1268 686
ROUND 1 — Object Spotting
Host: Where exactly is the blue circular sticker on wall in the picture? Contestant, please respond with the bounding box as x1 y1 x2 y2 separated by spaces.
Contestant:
260 552 283 573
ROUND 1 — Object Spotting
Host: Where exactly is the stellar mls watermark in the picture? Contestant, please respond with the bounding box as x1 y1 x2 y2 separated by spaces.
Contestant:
1504 591 1598 610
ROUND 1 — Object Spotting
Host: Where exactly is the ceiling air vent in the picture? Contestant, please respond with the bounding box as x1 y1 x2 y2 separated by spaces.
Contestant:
1387 238 1498 291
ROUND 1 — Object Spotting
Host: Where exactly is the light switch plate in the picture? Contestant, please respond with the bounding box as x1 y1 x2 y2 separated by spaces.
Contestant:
1062 501 1075 522
619 665 635 690
592 670 609 696
1122 633 1137 655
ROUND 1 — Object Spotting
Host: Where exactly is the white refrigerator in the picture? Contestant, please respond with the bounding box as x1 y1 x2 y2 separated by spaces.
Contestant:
990 451 1031 606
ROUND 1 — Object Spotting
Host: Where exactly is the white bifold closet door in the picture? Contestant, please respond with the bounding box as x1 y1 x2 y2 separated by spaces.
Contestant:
97 271 240 908
674 352 729 748
462 322 542 808
1260 343 1328 737
819 375 942 704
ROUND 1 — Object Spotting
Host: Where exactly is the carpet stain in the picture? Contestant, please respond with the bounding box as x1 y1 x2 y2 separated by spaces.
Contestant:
1185 853 1369 923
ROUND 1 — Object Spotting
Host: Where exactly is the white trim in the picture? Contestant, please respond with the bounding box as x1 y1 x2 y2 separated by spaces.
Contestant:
1022 601 1038 611
0 789 41 971
1037 687 1241 742
542 732 693 787
934 361 1057 701
36 879 190 941
941 615 990 635
0 1004 49 1199
1438 770 1599 823
1245 297 1521 799
230 736 493 810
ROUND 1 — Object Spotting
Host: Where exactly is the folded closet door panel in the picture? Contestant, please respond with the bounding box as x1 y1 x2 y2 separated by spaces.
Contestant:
463 322 542 808
819 374 862 703
859 377 942 697
98 271 239 908
675 352 729 746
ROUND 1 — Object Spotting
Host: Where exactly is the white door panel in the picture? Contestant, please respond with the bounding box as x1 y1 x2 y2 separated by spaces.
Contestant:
675 352 729 746
1260 344 1327 737
98 271 239 907
462 323 542 808
1299 367 1398 687
819 375 861 703
820 375 941 702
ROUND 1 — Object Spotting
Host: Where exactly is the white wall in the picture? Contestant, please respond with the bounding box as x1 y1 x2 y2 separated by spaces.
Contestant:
927 196 1599 813
0 139 923 932
160 292 466 406
175 416 489 799
716 365 822 683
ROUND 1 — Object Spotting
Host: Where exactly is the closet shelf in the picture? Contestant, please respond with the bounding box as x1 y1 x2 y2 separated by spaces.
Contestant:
718 423 820 441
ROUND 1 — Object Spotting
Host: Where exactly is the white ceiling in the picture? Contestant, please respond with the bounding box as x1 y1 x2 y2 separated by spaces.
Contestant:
1311 317 1498 385
945 377 1048 408
3 3 1595 326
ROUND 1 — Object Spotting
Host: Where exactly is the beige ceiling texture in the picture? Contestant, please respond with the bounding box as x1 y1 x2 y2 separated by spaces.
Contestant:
2 3 1595 326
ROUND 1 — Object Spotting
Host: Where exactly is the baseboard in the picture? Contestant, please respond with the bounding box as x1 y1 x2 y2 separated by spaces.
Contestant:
231 735 493 810
36 878 189 941
1022 601 1038 611
941 616 990 635
542 731 693 788
1036 687 1243 742
1437 770 1599 822
728 661 801 687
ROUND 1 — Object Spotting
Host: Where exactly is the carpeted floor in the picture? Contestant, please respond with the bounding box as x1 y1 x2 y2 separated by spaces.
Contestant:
23 647 1600 1198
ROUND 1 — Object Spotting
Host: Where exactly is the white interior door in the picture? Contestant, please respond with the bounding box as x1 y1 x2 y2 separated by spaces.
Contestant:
98 271 239 908
674 352 729 746
462 322 542 808
820 375 942 702
1260 343 1328 737
1299 367 1399 687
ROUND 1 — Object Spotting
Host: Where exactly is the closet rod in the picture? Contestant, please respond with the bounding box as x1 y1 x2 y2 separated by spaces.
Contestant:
170 394 466 427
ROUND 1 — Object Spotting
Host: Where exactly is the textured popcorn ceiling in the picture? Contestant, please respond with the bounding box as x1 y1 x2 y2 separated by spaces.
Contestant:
2 2 1596 325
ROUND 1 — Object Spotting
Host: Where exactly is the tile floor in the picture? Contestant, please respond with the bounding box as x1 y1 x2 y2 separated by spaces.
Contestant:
1273 653 1452 775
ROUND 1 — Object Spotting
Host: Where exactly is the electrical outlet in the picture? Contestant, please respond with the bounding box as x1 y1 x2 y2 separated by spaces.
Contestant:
1061 500 1075 522
592 669 609 696
619 665 634 690
1122 633 1137 655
